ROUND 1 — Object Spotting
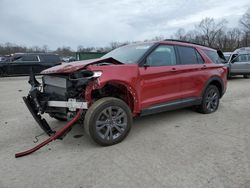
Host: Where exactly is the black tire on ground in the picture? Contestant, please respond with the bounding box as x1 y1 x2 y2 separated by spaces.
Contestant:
196 85 220 114
84 97 132 146
243 75 250 78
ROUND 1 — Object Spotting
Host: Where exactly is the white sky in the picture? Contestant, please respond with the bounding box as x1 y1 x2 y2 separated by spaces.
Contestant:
0 0 249 50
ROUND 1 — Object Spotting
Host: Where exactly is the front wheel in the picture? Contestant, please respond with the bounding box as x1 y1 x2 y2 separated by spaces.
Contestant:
84 97 132 146
243 75 250 79
197 85 220 114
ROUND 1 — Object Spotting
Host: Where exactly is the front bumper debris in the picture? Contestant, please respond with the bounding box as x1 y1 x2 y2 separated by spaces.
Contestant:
16 71 87 158
23 96 55 136
47 98 88 111
15 110 83 158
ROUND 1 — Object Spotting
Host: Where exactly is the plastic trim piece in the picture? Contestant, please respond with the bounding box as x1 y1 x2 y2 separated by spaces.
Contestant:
47 99 88 111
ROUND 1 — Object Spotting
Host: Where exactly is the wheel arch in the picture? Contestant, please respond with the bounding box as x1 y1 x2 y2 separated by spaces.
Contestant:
202 76 224 98
90 80 139 115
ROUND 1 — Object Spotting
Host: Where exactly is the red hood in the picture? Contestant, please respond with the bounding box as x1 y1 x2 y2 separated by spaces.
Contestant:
41 57 122 74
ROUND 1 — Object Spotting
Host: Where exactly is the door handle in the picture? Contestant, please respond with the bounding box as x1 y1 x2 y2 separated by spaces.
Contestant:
170 68 177 72
201 65 207 70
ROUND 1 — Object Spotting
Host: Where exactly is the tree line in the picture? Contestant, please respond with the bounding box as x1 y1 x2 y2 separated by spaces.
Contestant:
173 8 250 52
0 8 250 56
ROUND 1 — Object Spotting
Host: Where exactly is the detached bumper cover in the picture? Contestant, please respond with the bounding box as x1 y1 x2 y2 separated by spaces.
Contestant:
23 96 55 136
15 109 83 158
16 72 87 157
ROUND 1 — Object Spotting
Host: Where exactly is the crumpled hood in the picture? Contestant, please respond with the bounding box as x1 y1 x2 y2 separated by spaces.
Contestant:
41 57 122 74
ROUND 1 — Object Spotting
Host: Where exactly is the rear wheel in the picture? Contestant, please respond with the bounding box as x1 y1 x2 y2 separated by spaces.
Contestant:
197 85 220 114
84 97 132 146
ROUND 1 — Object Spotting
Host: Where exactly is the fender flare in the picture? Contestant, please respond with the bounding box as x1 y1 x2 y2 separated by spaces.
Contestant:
86 80 140 114
201 76 225 98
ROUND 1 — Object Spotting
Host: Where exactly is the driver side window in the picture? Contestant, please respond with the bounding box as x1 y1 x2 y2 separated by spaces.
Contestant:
146 45 176 67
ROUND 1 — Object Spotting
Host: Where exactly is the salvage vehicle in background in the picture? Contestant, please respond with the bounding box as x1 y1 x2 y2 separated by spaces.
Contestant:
0 53 61 76
21 40 227 151
227 47 250 78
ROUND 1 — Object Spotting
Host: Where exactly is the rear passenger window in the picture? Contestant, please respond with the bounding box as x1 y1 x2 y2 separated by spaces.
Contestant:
203 50 224 64
238 55 248 62
146 45 176 67
22 55 39 62
40 55 60 63
247 54 250 61
177 46 202 64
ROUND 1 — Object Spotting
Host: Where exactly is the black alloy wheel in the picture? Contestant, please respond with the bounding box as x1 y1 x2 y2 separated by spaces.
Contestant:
197 85 220 114
84 97 132 146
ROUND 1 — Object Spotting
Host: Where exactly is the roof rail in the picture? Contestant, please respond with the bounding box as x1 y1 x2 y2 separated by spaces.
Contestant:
163 39 212 49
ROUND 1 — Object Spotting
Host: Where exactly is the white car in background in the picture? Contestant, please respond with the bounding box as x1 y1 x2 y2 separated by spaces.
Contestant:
227 47 250 78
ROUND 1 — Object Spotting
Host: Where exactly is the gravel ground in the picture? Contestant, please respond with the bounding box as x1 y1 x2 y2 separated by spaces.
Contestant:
0 76 250 188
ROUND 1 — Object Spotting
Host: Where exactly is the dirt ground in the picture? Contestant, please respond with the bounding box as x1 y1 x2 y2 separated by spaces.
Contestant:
0 76 250 188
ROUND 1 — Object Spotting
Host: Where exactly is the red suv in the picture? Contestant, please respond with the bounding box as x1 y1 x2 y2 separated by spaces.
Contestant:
23 40 227 146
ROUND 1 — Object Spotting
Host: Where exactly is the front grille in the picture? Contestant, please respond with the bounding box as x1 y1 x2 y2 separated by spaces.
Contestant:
43 75 67 88
42 75 68 97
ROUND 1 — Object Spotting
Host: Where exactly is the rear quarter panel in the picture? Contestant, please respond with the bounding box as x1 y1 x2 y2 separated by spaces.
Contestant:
198 48 228 96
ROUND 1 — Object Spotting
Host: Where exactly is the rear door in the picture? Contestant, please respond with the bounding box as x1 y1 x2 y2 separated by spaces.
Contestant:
7 56 27 75
231 54 250 74
176 45 207 99
139 44 182 109
7 55 40 75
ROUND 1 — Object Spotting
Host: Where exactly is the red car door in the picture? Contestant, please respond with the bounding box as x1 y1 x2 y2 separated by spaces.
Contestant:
176 46 207 99
139 45 182 109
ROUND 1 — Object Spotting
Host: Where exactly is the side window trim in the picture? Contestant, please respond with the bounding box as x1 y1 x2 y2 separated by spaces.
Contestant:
195 49 205 64
37 55 41 62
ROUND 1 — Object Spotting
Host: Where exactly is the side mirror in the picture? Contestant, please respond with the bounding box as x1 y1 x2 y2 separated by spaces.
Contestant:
143 58 150 68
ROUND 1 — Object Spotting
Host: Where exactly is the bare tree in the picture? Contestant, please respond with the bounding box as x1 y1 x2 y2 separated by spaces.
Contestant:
196 17 227 47
55 46 74 56
240 8 250 46
240 8 250 31
42 45 49 53
174 28 187 40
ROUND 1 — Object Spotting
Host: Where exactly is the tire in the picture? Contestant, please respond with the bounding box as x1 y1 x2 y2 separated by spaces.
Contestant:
243 75 250 79
84 97 132 146
197 85 220 114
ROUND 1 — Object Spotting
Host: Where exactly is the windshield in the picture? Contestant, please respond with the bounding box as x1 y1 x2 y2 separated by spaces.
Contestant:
102 43 153 64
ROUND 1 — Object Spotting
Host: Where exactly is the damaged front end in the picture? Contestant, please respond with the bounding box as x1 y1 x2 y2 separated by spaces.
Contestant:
23 69 102 135
16 58 124 157
16 69 101 158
